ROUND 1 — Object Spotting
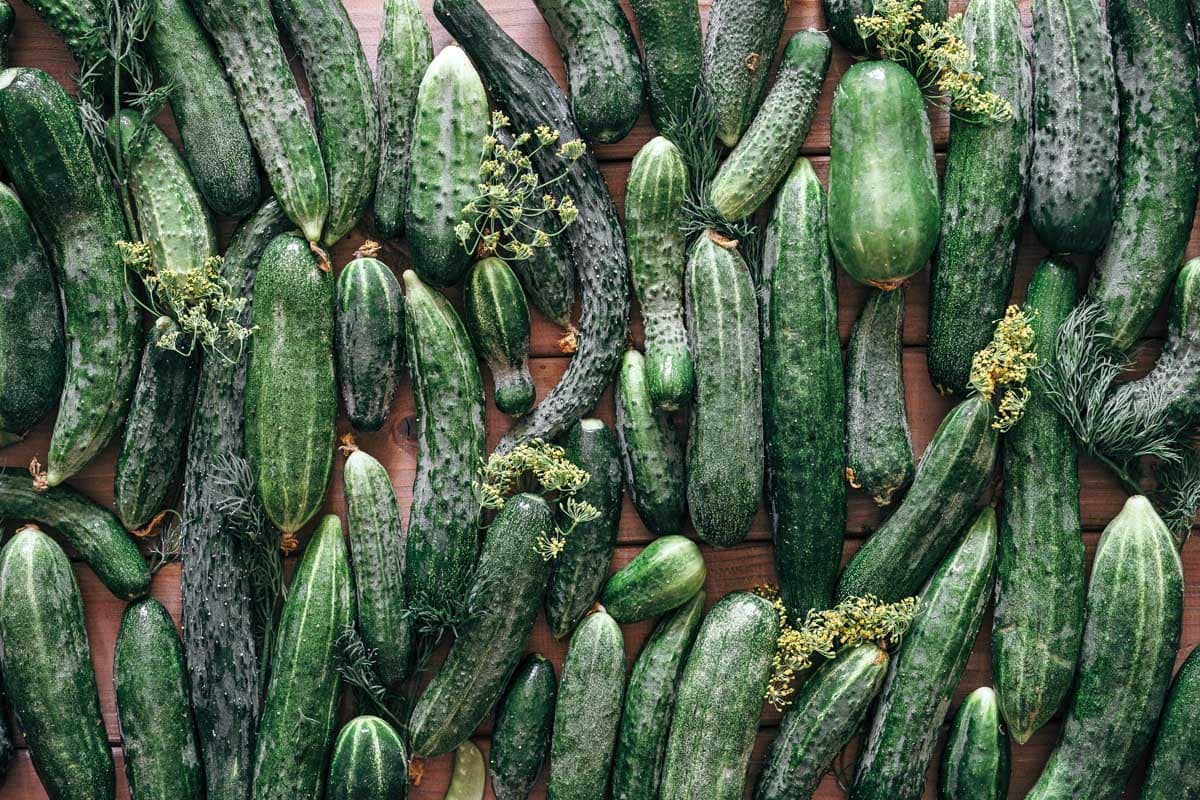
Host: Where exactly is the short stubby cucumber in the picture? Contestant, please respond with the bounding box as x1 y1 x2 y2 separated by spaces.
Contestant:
701 0 788 147
601 534 706 623
491 654 556 800
326 716 408 800
938 687 1010 800
335 248 405 432
1141 645 1200 799
448 741 486 800
464 256 535 416
627 0 701 133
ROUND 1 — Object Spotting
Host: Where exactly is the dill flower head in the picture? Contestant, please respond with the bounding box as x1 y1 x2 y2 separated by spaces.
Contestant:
970 305 1039 430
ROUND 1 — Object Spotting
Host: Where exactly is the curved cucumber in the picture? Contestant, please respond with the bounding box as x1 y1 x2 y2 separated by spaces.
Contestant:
627 0 701 133
326 716 408 800
1141 645 1200 799
335 251 405 432
490 654 557 800
700 0 788 147
938 687 1010 800
602 534 705 623
448 741 486 800
464 257 535 416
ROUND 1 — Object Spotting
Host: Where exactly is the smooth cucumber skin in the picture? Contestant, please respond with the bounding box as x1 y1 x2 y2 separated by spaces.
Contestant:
928 0 1032 395
0 68 140 487
114 599 202 800
660 591 779 800
938 687 1010 800
490 654 557 800
547 611 626 800
994 258 1083 744
409 494 554 757
762 158 844 618
602 535 705 623
709 31 831 222
1027 0 1117 254
754 644 889 800
1141 645 1200 799
701 0 788 147
1027 496 1184 800
464 257 535 416
625 136 692 411
0 527 115 800
627 0 701 133
244 232 336 535
828 61 940 289
335 255 405 432
685 232 763 547
448 742 486 799
546 419 623 639
326 716 408 800
850 508 996 800
0 181 63 446
614 349 686 536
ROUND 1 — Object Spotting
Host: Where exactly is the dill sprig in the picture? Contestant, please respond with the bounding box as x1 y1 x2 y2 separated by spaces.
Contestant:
145 512 184 574
334 625 406 730
969 305 1039 431
1152 449 1200 548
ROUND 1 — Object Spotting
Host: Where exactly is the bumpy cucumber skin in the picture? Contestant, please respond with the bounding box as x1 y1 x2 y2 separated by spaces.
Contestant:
701 0 788 147
244 232 336 535
464 257 535 416
0 527 115 800
625 136 692 411
335 255 405 432
114 599 203 800
627 0 701 133
762 158 845 618
0 68 140 487
850 508 996 800
491 654 557 800
409 494 554 758
938 687 1010 800
928 0 1032 395
828 61 940 289
326 716 408 800
0 181 63 446
0 1 12 68
547 611 627 800
1027 497 1183 800
755 644 889 800
18 0 105 74
1141 645 1200 799
994 258 1083 745
709 31 832 222
602 534 705 623
685 232 763 547
845 286 913 507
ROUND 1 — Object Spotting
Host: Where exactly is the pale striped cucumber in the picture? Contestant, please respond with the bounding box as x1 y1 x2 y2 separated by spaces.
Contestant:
464 257 535 416
326 716 408 800
335 250 405 432
938 687 1010 800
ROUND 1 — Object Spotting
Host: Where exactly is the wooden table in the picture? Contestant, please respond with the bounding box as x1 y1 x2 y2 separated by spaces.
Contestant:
1 0 1197 797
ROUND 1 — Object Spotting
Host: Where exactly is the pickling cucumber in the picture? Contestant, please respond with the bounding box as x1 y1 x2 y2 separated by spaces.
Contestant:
491 654 557 800
938 687 1010 800
627 0 701 133
1141 645 1200 799
335 248 405 432
601 534 706 623
464 257 535 416
326 716 408 800
701 0 788 147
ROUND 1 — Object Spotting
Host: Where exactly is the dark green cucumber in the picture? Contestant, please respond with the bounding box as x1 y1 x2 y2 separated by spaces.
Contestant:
547 610 626 800
659 591 779 800
994 257 1083 744
335 250 405 432
0 181 63 446
627 0 701 133
252 515 354 800
828 61 940 290
709 31 831 222
491 654 557 800
18 0 105 74
1141 645 1200 799
464 257 535 416
754 644 889 800
601 535 705 623
533 0 644 144
701 0 788 147
546 418 622 638
849 508 996 800
685 231 763 547
114 317 199 531
0 526 114 800
614 349 685 536
824 0 948 54
326 716 408 800
0 68 140 487
611 590 705 800
408 494 554 757
0 681 12 786
762 158 844 618
928 0 1032 395
0 1 11 69
114 598 202 800
1026 496 1184 800
938 687 1010 800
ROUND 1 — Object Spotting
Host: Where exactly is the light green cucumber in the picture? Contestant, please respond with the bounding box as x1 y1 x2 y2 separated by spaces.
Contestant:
448 741 486 800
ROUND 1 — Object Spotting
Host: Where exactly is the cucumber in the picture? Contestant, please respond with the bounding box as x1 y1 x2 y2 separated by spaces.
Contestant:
547 610 626 800
335 250 405 432
659 591 779 800
613 349 686 536
490 654 557 800
406 45 487 288
546 418 622 639
627 0 701 133
464 257 535 416
709 31 832 222
685 231 763 547
701 0 788 147
408 494 554 757
938 687 1010 800
602 535 704 624
849 508 996 800
0 526 114 800
927 0 1032 395
761 158 845 618
625 136 691 411
0 2 11 69
993 257 1083 744
828 61 940 290
0 68 140 487
533 0 644 144
0 682 12 785
114 598 202 800
754 644 890 800
1141 645 1200 799
1027 0 1118 254
326 716 408 800
0 181 63 447
845 287 913 507
611 590 705 800
114 317 199 531
18 0 104 76
448 742 486 800
402 268 486 608
252 515 354 800
1026 496 1184 800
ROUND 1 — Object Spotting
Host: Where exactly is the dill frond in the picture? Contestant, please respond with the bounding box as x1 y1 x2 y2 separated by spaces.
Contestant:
969 305 1038 430
146 511 184 574
1152 448 1200 548
334 625 406 730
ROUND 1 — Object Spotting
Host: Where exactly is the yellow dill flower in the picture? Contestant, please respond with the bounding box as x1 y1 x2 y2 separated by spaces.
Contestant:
970 305 1039 430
